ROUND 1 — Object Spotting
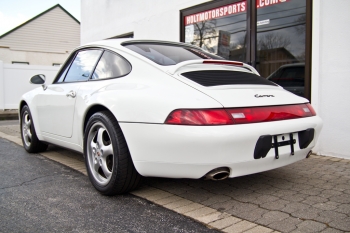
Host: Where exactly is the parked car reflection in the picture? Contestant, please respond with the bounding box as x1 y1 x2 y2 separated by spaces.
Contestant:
267 63 305 97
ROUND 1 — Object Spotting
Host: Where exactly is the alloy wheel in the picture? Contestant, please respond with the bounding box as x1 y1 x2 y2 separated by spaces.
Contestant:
86 122 114 186
22 111 32 147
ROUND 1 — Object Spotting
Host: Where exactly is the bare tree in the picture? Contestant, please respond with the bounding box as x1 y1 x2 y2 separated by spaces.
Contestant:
192 20 217 53
258 32 291 50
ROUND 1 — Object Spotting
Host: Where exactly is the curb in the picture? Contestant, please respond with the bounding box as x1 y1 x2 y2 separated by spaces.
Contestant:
0 110 19 120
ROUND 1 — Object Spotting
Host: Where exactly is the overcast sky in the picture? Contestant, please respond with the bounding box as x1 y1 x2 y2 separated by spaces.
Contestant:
0 0 80 35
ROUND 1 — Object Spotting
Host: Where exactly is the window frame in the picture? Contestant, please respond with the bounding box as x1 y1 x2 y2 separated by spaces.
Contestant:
53 50 78 84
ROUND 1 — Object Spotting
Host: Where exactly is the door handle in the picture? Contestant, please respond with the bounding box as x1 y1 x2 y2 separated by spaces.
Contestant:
66 90 76 98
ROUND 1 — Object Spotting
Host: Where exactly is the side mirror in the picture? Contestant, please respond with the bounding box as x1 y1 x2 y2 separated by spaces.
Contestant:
30 74 47 90
30 74 46 84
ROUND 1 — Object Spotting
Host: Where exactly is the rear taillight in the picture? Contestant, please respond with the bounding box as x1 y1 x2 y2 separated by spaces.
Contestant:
226 104 316 124
165 109 234 125
165 104 316 125
306 103 316 116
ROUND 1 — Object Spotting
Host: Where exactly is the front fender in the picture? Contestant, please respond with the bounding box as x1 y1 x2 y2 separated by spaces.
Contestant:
19 87 45 140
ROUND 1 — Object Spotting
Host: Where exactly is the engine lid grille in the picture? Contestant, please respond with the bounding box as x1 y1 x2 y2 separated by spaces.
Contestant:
181 70 277 87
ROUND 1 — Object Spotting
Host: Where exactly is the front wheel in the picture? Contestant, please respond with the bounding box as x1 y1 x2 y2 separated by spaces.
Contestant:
20 105 48 153
84 111 142 195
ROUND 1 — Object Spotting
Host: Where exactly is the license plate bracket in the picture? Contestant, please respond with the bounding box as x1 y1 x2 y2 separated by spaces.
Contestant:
271 133 296 159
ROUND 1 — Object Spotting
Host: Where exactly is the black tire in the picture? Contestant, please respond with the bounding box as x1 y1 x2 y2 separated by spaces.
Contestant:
84 111 143 195
20 105 48 153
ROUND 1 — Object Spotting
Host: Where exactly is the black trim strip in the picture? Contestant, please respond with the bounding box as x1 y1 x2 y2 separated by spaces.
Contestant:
290 133 294 155
273 135 279 159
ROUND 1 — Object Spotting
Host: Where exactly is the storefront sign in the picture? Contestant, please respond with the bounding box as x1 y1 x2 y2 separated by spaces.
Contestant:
185 0 290 26
257 19 270 26
185 24 194 43
218 30 231 59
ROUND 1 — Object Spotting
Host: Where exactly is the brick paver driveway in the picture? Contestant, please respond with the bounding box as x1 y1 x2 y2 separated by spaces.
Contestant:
1 124 349 232
145 155 350 232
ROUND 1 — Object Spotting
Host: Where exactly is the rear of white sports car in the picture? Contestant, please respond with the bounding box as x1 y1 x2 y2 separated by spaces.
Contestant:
116 41 323 180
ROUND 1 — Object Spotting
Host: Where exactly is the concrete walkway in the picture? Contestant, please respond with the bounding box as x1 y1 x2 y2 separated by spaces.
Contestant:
0 123 349 233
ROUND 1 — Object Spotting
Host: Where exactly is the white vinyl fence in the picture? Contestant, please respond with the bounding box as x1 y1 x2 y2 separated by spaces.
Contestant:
0 60 59 110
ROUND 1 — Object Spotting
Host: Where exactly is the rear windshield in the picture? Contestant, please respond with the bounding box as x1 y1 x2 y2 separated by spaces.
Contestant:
123 43 223 66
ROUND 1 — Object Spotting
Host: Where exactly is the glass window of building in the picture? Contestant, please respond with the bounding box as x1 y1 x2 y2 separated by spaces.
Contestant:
184 1 247 61
181 0 310 99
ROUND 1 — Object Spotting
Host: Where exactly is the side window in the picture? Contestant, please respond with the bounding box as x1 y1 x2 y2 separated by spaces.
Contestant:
64 50 102 83
91 51 131 80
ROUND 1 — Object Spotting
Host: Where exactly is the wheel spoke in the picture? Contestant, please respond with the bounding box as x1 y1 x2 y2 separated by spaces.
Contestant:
24 115 31 126
101 144 113 158
96 128 105 147
93 159 100 172
27 129 32 140
26 119 31 128
90 134 97 149
100 159 112 179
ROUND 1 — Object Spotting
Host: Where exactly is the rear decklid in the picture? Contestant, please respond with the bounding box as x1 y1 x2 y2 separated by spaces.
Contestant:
121 42 308 107
167 61 308 108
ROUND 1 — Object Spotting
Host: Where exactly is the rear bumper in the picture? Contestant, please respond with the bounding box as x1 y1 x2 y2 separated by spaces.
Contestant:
120 116 322 179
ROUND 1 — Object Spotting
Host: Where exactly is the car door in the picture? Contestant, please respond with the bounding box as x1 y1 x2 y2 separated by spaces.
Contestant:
34 49 103 138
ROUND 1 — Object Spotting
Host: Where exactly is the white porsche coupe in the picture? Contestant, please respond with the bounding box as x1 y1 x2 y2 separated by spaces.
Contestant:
20 39 322 195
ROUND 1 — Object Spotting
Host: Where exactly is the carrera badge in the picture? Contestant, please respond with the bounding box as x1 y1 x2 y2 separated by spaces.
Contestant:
255 94 275 98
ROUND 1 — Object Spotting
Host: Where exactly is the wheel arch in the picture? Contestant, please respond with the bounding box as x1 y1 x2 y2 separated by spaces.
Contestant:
82 104 139 163
19 100 28 124
83 104 112 135
19 100 28 112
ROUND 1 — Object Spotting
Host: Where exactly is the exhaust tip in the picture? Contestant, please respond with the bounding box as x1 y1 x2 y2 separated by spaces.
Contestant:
205 167 230 181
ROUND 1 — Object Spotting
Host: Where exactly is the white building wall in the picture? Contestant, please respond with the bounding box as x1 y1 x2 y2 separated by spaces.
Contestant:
311 0 350 158
81 0 211 44
0 60 59 109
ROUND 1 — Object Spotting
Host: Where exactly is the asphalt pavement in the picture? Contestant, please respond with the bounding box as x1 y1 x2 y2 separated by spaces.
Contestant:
0 136 219 233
